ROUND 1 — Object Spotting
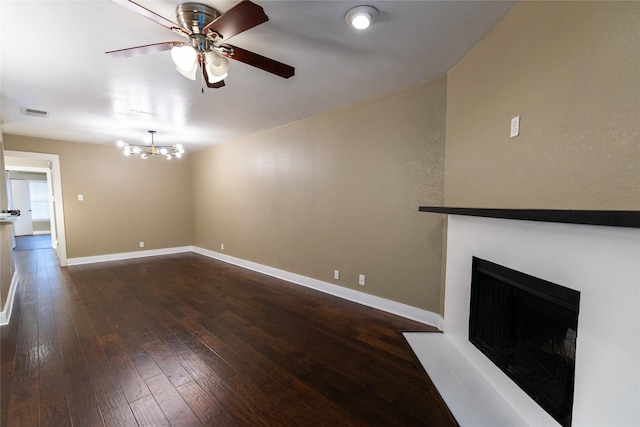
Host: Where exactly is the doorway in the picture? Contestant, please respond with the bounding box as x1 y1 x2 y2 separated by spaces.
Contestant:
4 151 68 266
9 172 54 250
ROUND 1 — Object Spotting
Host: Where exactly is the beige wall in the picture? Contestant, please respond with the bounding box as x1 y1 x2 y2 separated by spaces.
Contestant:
192 76 447 312
7 171 47 180
33 220 51 233
3 135 193 259
0 223 14 310
445 1 640 209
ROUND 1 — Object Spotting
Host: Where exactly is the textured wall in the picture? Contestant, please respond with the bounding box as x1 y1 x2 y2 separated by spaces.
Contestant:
32 220 51 232
192 76 447 312
0 223 14 309
4 135 193 259
445 1 640 209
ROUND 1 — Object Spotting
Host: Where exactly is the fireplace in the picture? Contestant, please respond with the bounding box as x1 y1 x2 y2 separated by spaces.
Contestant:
469 257 580 426
415 209 639 426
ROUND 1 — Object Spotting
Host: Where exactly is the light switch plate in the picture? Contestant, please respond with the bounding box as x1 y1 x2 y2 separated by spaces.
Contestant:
510 116 520 138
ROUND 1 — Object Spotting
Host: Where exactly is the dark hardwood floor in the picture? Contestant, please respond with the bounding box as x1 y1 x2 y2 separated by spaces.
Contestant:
14 235 52 251
1 246 455 426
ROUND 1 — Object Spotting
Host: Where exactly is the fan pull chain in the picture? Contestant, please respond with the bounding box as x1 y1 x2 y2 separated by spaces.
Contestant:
199 59 205 94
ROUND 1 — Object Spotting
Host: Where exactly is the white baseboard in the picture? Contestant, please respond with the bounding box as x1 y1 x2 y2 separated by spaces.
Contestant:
67 246 192 266
64 245 442 328
193 246 443 328
32 231 52 235
0 272 19 326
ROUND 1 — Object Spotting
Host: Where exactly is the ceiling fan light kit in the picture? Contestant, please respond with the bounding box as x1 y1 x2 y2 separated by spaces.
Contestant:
345 5 378 30
171 45 198 72
117 131 185 160
106 0 295 89
175 62 198 80
204 50 229 83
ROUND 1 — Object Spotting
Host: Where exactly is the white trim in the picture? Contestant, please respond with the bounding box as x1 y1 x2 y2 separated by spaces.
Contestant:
32 231 52 235
0 272 19 326
67 246 192 266
193 246 442 328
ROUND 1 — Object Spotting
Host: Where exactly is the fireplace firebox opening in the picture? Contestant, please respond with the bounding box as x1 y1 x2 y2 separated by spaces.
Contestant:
469 257 580 427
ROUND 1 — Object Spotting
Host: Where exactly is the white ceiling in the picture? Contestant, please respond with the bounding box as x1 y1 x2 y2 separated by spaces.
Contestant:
1 0 516 150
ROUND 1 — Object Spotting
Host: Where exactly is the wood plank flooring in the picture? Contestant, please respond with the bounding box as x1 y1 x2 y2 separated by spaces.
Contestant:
14 235 52 251
1 246 456 426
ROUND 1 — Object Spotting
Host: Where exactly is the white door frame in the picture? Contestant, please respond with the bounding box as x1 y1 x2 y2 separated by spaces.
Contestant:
5 151 68 266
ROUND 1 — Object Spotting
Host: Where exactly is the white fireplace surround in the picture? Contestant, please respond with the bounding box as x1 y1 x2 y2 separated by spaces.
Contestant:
437 214 639 426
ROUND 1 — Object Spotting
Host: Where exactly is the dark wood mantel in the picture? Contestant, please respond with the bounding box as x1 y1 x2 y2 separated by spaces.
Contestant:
419 206 640 229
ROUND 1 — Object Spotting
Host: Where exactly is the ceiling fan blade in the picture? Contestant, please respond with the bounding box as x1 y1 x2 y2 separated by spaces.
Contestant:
109 0 189 35
220 44 294 79
106 41 182 58
203 1 268 40
208 79 226 89
201 63 226 89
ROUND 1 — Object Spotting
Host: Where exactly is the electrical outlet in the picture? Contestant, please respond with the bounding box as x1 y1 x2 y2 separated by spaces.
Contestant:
139 241 144 248
358 274 366 286
334 270 340 280
221 243 224 251
77 194 84 201
510 116 520 138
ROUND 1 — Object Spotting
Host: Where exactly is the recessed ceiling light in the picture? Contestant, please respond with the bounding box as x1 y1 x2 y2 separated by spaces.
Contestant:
345 5 378 30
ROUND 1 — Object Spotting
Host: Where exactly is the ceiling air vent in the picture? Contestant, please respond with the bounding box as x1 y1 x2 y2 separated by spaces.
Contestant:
21 107 49 118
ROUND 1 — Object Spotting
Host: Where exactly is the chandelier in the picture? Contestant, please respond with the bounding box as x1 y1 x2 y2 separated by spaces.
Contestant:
116 130 185 160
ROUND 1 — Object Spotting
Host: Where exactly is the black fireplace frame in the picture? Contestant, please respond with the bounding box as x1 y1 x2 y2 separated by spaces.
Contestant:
469 257 580 427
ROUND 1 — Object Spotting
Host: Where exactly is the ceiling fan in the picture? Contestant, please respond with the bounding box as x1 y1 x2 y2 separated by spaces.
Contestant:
106 0 295 89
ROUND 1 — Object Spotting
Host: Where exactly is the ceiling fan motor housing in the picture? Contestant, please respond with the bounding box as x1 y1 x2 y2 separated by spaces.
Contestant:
176 3 220 34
